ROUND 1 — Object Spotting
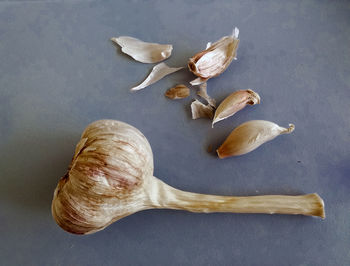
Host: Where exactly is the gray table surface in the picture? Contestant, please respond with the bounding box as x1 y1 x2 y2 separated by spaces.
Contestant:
0 0 349 265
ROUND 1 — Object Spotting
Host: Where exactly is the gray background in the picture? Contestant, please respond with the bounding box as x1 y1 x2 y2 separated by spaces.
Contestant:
0 0 349 265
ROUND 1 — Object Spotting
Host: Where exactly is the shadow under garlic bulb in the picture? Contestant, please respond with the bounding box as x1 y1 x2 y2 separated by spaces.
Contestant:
52 120 325 235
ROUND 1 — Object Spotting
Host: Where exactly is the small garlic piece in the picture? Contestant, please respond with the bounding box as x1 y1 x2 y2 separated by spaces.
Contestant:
188 27 239 80
212 89 260 127
191 99 214 119
165 84 190 99
131 63 183 91
217 120 295 158
111 36 173 63
197 82 216 107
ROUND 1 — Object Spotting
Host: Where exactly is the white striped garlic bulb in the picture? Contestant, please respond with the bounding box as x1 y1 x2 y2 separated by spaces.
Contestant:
52 120 325 235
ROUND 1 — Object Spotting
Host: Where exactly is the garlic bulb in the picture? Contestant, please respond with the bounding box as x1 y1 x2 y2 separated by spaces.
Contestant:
52 120 323 235
217 120 295 158
188 27 239 80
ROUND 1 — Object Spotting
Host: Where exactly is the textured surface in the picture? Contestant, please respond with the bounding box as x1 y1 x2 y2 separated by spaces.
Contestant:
0 0 349 265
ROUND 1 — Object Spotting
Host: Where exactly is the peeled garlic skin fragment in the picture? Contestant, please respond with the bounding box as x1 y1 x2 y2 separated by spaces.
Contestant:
111 36 173 63
191 99 214 119
131 63 183 91
217 120 295 158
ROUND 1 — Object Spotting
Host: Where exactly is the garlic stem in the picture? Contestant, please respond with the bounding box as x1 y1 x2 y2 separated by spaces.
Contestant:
150 178 325 218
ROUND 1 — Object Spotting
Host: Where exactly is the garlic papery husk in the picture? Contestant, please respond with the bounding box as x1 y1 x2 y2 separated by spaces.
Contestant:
217 120 295 158
131 63 183 91
111 36 173 63
52 120 323 235
165 84 190 99
212 89 260 127
197 82 216 107
188 27 239 79
191 99 215 119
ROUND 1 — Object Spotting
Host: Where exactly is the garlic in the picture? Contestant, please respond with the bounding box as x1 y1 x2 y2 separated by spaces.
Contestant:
212 89 260 127
188 27 239 81
165 84 190 99
217 120 295 158
191 99 214 119
52 120 324 234
131 63 183 91
197 82 216 107
111 36 173 63
190 77 208 86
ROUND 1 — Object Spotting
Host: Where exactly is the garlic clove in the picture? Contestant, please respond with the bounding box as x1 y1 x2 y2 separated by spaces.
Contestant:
217 120 295 158
131 63 183 91
197 82 216 107
188 27 239 79
111 36 173 63
165 84 190 99
212 89 260 127
191 99 214 119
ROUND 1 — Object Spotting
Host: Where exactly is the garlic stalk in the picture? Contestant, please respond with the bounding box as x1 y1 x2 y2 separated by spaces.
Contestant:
217 120 295 158
111 36 173 63
52 120 324 235
212 89 260 127
188 27 239 80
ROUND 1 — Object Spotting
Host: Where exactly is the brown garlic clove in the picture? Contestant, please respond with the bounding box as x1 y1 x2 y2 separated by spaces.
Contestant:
165 84 190 99
217 120 295 158
188 27 239 80
212 89 260 127
52 120 324 235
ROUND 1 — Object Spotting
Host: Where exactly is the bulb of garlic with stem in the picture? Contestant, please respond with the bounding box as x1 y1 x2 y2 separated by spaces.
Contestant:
52 120 324 235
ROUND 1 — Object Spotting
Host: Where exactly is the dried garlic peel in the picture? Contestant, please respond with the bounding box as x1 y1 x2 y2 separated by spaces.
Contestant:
217 120 295 158
131 63 183 91
197 82 216 107
111 36 173 63
191 99 214 119
165 84 190 99
188 27 239 79
212 89 260 127
190 77 208 86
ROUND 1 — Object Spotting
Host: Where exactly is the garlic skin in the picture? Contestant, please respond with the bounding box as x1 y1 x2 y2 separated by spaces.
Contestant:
217 120 295 158
52 120 323 235
131 63 183 91
188 27 239 80
191 99 215 119
212 89 260 127
197 82 216 107
111 36 173 63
